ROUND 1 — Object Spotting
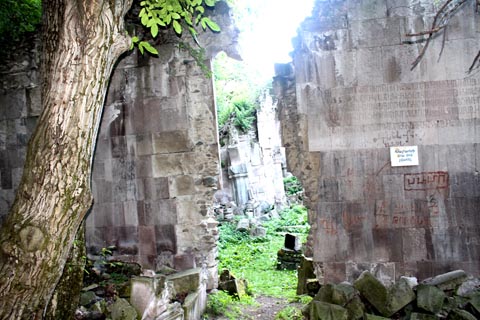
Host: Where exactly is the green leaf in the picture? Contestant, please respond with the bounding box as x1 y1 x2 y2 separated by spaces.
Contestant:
141 41 159 55
138 42 145 55
204 0 215 7
151 23 158 37
173 20 182 34
196 6 204 14
184 15 193 26
204 17 220 32
171 12 181 19
141 13 149 26
200 17 207 29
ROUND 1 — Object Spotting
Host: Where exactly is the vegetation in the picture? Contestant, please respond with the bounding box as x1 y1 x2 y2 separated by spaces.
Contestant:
0 0 41 57
204 202 309 318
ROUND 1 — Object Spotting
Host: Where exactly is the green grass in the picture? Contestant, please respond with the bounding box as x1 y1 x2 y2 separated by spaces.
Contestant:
217 205 309 299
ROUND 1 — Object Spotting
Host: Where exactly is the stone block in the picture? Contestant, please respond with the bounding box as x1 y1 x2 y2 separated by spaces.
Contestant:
331 282 356 306
167 268 201 295
410 313 437 320
236 218 249 232
110 297 138 320
345 295 365 320
447 309 477 320
144 177 170 200
154 224 177 253
130 276 157 316
135 134 153 156
218 269 249 297
416 284 445 314
297 256 317 295
387 278 416 316
284 233 302 251
354 271 389 315
174 254 196 271
310 301 348 320
314 283 334 304
169 175 196 197
402 228 428 262
422 270 468 291
364 314 390 320
152 130 191 154
139 226 157 256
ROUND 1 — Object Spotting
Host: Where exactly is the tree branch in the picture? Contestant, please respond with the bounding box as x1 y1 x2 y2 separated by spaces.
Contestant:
406 0 469 70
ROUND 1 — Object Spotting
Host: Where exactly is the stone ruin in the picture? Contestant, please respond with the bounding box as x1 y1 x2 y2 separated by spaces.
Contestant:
275 0 480 284
1 0 480 318
304 268 480 320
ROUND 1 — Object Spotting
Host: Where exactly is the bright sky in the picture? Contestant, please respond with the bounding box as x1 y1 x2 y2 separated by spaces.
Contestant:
235 0 315 81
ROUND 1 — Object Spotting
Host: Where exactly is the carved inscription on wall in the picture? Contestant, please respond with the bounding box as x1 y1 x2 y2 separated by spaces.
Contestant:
308 79 480 151
404 172 449 191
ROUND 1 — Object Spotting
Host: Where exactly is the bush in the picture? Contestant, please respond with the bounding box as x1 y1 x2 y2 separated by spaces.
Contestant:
283 176 303 196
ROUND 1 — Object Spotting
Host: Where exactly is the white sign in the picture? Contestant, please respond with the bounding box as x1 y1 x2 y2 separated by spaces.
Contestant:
390 146 419 167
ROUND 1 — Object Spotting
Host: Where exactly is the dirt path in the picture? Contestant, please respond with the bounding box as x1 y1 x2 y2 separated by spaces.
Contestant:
208 295 304 320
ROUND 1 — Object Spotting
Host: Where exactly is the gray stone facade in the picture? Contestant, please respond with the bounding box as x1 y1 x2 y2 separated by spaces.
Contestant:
0 3 238 289
275 0 480 283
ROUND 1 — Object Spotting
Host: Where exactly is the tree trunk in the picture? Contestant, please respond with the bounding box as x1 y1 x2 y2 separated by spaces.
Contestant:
0 0 132 318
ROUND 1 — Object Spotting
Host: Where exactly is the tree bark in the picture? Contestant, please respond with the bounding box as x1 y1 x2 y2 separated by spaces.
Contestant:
0 0 132 318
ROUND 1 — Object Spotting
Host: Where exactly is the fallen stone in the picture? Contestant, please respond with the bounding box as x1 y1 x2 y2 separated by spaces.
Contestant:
236 218 250 231
166 268 201 296
331 282 356 306
410 313 437 320
314 283 334 304
80 291 98 307
296 256 318 296
423 270 468 291
386 278 416 315
417 284 445 314
310 301 348 320
218 269 248 298
457 278 480 297
353 271 389 316
364 314 390 320
344 295 365 320
447 309 477 320
110 298 138 320
250 226 267 237
468 293 480 313
401 276 418 288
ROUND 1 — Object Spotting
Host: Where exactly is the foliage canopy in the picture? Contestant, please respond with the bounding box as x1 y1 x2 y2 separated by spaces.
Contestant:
0 0 41 55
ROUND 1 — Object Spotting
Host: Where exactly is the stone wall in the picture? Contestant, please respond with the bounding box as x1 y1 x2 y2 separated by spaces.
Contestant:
0 3 238 289
275 0 480 283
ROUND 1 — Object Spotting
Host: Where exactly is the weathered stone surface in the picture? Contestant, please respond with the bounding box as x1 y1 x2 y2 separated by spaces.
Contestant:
423 270 468 291
353 271 389 316
218 269 248 298
275 0 480 283
166 268 201 296
447 309 477 320
387 278 416 315
344 295 365 320
364 314 390 320
310 301 348 320
331 282 356 306
110 298 138 320
410 313 437 320
457 278 480 297
297 256 318 296
417 284 445 314
236 218 250 231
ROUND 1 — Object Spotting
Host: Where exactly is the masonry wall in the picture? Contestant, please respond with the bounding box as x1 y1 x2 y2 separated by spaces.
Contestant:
0 3 238 289
275 0 480 284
